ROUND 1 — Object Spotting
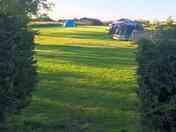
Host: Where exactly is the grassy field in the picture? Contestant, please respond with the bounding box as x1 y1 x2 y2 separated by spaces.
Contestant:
11 26 140 132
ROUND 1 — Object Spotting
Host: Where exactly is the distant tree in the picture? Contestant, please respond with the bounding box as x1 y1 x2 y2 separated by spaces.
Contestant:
142 20 151 27
152 19 161 30
166 16 174 26
145 21 151 27
136 19 151 27
37 13 53 21
0 0 52 16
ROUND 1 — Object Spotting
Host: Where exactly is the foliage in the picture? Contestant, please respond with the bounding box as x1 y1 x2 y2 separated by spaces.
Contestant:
35 13 53 22
0 0 52 16
152 20 161 29
0 15 37 126
166 16 174 27
137 28 176 132
142 20 151 27
0 0 50 127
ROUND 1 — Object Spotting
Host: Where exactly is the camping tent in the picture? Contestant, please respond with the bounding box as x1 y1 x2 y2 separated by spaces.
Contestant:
79 18 103 26
109 19 144 40
64 20 76 27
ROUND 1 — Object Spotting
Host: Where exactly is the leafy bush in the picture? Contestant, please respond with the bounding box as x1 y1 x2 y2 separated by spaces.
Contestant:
137 28 176 132
0 15 37 125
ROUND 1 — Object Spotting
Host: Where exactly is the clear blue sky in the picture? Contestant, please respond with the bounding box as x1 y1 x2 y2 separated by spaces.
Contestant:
48 0 176 21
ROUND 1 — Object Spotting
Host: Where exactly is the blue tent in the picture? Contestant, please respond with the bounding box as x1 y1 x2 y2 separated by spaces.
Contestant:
109 19 144 40
64 20 76 27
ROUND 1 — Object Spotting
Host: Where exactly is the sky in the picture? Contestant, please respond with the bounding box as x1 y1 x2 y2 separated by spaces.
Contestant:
48 0 176 21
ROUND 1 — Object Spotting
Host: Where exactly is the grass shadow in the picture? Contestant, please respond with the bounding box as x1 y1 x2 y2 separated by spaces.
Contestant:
39 31 112 41
36 44 136 68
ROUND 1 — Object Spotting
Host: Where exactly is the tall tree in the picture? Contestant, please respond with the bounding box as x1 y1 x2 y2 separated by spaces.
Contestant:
0 0 52 127
0 0 52 16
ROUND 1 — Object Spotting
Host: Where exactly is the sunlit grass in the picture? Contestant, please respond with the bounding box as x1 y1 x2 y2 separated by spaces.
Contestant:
11 26 140 132
35 26 136 48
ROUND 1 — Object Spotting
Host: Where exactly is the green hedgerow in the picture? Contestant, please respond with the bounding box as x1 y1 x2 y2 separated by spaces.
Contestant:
0 15 37 125
137 28 176 132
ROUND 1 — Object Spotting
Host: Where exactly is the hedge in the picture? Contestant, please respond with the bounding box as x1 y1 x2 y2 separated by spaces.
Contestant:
137 28 176 132
0 15 37 125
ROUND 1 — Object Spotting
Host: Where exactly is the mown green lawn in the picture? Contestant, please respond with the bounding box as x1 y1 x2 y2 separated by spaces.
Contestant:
11 26 140 132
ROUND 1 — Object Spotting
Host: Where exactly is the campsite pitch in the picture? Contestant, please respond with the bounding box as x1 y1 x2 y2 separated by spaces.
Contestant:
12 26 140 132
